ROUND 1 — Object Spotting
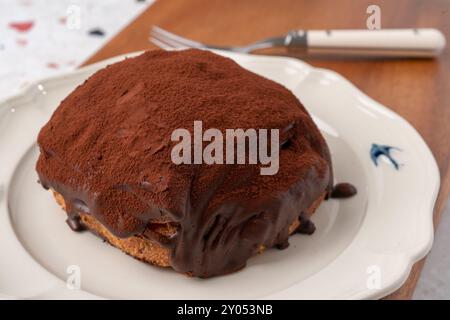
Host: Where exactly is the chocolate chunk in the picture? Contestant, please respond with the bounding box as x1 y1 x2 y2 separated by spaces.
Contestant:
330 183 357 199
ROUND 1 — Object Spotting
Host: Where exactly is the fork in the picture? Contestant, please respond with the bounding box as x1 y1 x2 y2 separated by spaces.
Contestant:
150 26 446 58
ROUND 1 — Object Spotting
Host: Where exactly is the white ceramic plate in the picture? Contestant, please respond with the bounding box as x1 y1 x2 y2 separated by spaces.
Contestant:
0 51 440 300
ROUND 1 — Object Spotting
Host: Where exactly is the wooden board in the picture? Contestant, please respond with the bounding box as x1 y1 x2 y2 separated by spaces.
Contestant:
82 0 450 299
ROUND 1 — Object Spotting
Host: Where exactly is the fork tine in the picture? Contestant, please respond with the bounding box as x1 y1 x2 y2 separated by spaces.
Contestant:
151 26 204 48
151 26 202 47
151 32 189 49
149 36 177 50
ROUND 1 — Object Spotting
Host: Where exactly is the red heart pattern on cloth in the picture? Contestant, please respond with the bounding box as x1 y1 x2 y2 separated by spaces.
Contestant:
9 21 34 33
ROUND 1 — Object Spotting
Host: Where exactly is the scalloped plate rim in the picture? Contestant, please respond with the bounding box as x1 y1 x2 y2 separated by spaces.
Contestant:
0 50 440 300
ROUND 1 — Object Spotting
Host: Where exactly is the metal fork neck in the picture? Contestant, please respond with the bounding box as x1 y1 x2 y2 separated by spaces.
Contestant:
284 30 308 47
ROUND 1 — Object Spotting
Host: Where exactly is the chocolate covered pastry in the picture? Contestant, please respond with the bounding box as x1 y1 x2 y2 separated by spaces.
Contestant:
36 49 334 278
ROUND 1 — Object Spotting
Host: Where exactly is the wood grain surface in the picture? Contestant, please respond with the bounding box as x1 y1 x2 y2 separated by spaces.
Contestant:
83 0 450 299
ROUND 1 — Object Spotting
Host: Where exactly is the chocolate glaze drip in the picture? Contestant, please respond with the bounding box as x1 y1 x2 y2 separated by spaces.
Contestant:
65 214 86 232
36 49 334 277
330 183 357 199
297 213 316 235
276 240 290 250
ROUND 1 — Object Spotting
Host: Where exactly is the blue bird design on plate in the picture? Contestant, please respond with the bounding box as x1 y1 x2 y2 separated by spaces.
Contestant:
370 144 401 170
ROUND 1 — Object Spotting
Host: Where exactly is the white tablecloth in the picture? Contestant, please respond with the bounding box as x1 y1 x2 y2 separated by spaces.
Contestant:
0 0 153 100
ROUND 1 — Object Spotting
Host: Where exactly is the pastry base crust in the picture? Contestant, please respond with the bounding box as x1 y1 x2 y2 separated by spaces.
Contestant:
52 190 325 272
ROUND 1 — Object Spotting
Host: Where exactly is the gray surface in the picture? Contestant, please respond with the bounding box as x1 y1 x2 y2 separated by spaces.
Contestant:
413 198 450 300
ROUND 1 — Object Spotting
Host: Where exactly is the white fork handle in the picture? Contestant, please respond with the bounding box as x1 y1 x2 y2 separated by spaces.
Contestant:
306 28 446 57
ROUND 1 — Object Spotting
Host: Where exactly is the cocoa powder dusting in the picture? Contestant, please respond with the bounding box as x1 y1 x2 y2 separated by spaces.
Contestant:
36 49 333 277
